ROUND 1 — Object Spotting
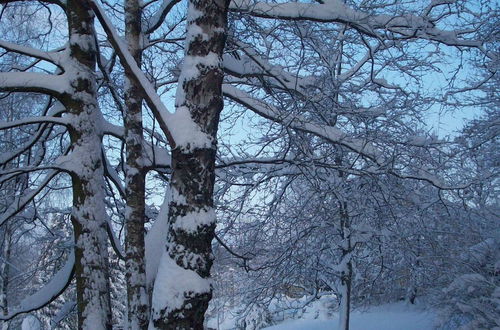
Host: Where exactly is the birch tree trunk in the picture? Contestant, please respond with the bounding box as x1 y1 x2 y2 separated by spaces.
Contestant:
64 1 112 328
123 0 149 329
338 203 353 330
330 36 354 330
0 105 15 330
0 226 10 330
150 0 229 328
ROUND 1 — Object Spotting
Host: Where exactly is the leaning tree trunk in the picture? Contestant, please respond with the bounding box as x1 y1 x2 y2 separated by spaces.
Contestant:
123 0 149 329
150 0 229 328
64 1 112 328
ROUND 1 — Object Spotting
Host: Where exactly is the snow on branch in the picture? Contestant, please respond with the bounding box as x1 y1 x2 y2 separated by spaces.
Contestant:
0 72 67 97
0 124 58 166
0 39 64 67
142 0 181 34
0 0 66 6
102 149 125 198
223 84 382 163
51 301 76 328
0 251 74 321
223 84 467 189
0 116 69 130
0 170 59 227
224 40 315 94
89 0 176 147
92 0 214 151
106 216 125 260
216 156 368 177
101 121 171 169
0 165 67 184
230 0 485 48
145 196 170 286
337 41 385 83
101 120 125 139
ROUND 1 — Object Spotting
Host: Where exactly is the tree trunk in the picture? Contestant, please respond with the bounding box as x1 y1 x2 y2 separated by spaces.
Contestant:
0 107 15 330
338 204 352 330
124 0 149 328
0 226 10 330
64 1 112 328
150 0 229 328
337 147 352 330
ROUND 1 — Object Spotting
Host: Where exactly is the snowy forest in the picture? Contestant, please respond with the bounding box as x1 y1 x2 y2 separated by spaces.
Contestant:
0 0 498 329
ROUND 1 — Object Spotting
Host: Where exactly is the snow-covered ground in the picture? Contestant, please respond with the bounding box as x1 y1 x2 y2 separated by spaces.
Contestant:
207 296 438 330
264 303 436 330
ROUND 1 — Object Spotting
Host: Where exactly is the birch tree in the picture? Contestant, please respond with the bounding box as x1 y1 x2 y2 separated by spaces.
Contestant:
148 0 230 327
123 0 149 328
90 0 232 326
0 1 112 328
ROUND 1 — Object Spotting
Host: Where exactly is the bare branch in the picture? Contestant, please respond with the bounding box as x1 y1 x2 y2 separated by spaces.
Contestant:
0 251 74 321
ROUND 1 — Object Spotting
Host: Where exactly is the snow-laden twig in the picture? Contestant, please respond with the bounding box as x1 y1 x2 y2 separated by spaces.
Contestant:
0 251 74 321
0 116 69 130
223 84 382 163
0 170 60 227
0 39 64 66
142 0 182 34
230 0 485 49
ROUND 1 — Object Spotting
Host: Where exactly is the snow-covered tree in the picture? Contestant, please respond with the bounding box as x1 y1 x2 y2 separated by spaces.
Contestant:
0 1 112 327
0 0 497 329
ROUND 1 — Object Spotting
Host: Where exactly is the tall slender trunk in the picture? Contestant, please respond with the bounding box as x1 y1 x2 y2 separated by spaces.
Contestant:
64 1 112 328
0 226 10 330
332 34 353 330
0 107 14 330
336 147 352 330
124 0 149 328
338 203 352 330
150 0 229 328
